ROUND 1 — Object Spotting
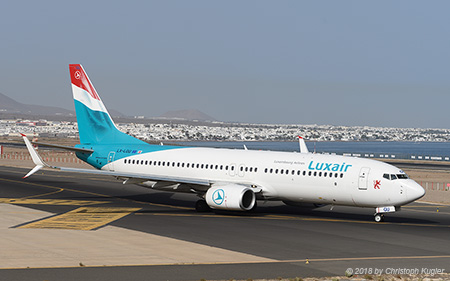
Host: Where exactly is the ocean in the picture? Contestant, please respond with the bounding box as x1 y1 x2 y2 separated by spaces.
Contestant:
169 141 450 160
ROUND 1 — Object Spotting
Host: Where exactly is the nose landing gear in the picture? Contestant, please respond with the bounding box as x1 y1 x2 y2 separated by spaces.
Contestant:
374 206 397 222
374 213 385 222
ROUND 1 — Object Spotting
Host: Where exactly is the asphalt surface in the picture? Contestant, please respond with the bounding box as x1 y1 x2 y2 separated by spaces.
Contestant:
1 165 450 281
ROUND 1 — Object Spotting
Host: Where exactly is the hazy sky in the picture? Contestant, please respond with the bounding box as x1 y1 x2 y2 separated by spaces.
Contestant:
1 1 450 128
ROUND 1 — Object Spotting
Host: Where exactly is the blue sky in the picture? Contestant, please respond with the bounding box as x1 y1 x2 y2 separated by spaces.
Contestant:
1 1 450 128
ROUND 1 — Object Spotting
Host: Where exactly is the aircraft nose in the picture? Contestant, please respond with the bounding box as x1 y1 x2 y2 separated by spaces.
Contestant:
407 181 426 201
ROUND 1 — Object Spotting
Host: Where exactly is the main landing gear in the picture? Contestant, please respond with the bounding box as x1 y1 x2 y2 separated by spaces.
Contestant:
195 199 211 212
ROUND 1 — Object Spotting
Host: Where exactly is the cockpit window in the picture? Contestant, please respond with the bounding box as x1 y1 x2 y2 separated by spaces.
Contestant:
383 173 409 180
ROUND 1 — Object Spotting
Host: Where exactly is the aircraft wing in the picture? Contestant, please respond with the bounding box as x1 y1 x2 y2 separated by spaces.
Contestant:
58 166 211 186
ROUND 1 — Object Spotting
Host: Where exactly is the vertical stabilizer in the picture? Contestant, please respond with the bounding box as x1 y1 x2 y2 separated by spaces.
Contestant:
69 64 145 145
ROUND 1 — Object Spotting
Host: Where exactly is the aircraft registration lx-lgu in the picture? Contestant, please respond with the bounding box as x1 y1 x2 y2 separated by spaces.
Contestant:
22 64 425 222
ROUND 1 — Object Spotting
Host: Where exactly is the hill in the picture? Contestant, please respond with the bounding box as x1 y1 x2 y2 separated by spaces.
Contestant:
159 109 217 122
0 92 73 116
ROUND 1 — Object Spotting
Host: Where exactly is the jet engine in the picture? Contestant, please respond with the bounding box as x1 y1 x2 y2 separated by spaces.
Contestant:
205 184 256 211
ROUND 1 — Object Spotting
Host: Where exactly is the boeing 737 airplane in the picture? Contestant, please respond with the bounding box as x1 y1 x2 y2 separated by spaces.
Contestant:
22 64 425 222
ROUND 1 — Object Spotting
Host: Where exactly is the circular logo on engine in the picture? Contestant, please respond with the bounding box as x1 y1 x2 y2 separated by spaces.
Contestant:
212 189 225 205
74 71 81 80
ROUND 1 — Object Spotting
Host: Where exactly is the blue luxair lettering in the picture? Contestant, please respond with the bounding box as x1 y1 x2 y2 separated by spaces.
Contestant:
308 161 352 172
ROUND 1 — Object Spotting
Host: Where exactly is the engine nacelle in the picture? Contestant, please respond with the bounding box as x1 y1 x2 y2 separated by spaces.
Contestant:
206 184 256 211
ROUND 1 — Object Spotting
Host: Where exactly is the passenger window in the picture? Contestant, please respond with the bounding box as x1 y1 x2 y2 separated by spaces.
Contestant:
314 171 317 177
303 171 306 176
318 172 322 177
275 169 279 174
280 169 283 174
308 171 312 176
340 173 343 178
324 172 327 177
255 168 258 172
270 168 273 173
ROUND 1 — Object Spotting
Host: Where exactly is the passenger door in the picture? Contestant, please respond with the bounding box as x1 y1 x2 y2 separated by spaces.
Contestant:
358 167 370 190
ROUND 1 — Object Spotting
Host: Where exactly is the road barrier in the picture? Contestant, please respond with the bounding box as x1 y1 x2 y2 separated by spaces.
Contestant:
331 152 450 161
420 182 450 191
0 152 84 164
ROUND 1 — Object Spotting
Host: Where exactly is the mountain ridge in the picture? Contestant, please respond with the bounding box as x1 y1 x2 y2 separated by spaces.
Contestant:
0 92 74 116
159 109 216 122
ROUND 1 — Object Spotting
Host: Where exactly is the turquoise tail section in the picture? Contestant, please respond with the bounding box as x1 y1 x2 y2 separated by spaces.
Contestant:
74 100 145 145
69 64 146 146
69 64 183 170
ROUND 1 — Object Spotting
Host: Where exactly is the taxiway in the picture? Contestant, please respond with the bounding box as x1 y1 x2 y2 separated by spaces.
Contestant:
0 166 449 281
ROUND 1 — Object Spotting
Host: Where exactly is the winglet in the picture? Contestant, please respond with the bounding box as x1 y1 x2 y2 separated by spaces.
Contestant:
22 134 49 178
297 136 309 153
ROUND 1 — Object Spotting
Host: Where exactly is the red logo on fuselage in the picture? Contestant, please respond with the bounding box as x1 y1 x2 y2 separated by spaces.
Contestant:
374 180 381 189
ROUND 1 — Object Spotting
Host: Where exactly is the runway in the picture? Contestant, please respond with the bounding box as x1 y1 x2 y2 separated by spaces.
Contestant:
1 165 449 281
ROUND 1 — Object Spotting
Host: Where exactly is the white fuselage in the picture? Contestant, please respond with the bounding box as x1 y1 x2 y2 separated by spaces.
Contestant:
104 147 425 208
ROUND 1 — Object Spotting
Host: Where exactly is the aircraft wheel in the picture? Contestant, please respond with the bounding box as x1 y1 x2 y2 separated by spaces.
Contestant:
195 200 211 212
374 214 384 222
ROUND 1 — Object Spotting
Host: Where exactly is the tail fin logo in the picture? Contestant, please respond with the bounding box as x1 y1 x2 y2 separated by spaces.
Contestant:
70 64 101 101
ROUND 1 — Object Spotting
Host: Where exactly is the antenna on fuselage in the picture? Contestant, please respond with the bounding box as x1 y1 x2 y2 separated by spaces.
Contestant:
297 136 309 154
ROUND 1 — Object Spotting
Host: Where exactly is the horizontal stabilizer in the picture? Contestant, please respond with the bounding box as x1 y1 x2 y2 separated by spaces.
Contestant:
31 141 93 153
